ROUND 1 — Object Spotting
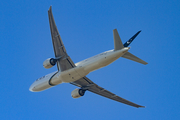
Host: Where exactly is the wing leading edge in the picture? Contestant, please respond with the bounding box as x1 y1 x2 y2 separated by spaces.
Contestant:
71 77 145 108
48 6 75 71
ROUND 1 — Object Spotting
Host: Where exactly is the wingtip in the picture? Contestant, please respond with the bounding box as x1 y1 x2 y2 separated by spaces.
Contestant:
113 28 117 31
138 106 146 108
138 30 142 34
48 6 52 11
143 62 148 65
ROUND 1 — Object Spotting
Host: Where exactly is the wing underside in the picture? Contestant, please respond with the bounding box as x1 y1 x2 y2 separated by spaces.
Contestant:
71 77 144 108
48 6 75 71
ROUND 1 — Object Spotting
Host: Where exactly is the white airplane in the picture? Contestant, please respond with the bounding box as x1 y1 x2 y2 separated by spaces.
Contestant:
29 6 148 108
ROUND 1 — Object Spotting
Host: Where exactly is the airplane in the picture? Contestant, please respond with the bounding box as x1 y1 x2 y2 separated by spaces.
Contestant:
29 6 148 108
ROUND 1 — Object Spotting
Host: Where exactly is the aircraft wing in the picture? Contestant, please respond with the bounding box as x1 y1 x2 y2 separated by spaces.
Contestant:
48 6 75 71
71 77 144 108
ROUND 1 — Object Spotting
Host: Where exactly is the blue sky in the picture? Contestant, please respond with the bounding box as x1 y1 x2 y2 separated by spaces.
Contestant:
1 0 180 120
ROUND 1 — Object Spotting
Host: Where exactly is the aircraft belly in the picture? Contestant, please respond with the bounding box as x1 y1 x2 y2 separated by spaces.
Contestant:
60 68 83 83
100 54 121 67
49 72 63 85
74 66 89 78
101 50 126 66
37 81 52 91
100 57 117 67
83 51 125 73
84 62 100 72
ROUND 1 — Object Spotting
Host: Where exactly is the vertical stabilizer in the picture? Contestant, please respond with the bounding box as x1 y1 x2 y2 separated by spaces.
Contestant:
113 29 124 51
123 30 141 47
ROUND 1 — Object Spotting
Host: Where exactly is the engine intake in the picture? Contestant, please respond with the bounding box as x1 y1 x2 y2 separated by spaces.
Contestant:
71 89 86 98
43 58 57 69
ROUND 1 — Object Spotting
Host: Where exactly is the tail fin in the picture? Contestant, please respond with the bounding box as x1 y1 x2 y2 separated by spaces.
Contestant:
113 29 148 65
123 30 141 47
113 29 142 50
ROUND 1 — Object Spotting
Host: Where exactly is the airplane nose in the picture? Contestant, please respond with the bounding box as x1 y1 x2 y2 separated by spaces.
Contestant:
29 85 35 92
29 86 33 92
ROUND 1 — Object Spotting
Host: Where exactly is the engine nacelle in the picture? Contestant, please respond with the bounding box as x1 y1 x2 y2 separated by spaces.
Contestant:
71 89 86 98
43 58 57 69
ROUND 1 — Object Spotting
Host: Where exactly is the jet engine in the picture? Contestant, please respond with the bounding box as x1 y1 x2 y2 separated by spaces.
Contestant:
43 58 57 69
71 89 86 98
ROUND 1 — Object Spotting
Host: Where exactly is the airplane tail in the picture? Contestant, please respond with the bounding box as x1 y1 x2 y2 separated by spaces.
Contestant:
113 29 148 65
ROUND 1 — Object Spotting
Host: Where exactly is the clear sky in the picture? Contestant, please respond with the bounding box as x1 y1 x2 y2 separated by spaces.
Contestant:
1 0 180 120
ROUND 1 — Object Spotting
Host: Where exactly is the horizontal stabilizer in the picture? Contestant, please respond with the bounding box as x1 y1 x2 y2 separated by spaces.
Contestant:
122 52 148 65
113 29 124 51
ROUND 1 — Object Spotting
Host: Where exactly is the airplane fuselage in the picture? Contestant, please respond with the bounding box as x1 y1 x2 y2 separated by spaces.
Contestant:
29 6 147 108
29 47 130 92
